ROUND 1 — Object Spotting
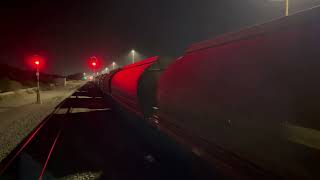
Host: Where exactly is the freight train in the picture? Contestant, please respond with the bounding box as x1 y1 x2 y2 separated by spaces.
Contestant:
95 7 320 179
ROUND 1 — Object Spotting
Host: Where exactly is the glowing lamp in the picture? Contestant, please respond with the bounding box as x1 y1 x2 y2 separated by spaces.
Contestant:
31 55 43 70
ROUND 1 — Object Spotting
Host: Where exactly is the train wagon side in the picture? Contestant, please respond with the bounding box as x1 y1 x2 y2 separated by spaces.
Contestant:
156 7 320 179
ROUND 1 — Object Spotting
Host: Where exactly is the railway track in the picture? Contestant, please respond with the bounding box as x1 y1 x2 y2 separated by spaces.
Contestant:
0 82 218 180
0 83 82 179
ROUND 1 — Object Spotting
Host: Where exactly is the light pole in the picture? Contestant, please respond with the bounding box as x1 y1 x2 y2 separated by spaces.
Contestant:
131 49 135 64
285 0 289 16
112 62 116 70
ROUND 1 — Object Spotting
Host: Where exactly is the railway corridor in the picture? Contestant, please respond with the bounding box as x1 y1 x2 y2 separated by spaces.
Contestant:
0 82 217 180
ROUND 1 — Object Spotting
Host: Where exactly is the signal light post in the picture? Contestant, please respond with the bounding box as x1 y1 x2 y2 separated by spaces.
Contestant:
92 62 96 81
89 56 98 81
33 56 42 104
285 0 289 16
92 62 97 74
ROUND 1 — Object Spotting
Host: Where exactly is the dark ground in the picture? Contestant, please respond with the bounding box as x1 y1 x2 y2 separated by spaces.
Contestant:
1 82 219 180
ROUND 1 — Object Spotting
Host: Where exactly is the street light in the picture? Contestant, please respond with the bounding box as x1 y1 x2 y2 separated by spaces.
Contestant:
131 49 135 64
32 55 42 104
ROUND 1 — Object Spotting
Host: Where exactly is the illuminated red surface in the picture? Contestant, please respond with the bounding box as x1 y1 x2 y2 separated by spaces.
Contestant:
111 56 158 110
156 15 320 178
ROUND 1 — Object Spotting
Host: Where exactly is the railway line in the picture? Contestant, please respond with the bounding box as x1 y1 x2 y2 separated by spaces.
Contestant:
0 82 219 180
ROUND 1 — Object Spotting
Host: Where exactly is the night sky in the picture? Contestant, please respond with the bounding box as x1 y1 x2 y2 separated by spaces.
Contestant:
1 0 319 75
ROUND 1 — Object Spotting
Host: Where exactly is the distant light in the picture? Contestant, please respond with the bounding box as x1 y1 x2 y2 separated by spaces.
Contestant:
83 72 86 76
34 61 40 65
112 62 115 65
131 49 135 53
92 62 97 66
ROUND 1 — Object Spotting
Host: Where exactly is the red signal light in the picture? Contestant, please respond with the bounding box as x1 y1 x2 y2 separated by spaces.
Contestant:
30 55 44 69
88 56 101 70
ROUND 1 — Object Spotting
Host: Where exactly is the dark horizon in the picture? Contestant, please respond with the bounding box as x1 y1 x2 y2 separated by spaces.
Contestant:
1 0 319 75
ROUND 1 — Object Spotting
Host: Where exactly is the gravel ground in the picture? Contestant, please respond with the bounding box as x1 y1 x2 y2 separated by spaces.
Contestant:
0 81 84 162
